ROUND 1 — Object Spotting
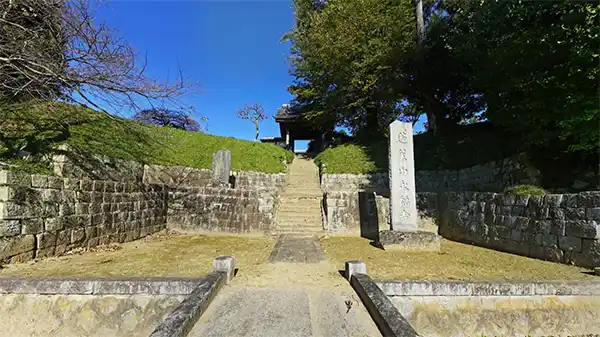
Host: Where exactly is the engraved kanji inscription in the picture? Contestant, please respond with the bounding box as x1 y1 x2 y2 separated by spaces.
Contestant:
399 209 410 220
398 167 409 175
398 149 407 161
397 129 409 143
399 195 411 207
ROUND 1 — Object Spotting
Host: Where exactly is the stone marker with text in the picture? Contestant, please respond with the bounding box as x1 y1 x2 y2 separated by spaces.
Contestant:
389 121 418 231
379 121 440 251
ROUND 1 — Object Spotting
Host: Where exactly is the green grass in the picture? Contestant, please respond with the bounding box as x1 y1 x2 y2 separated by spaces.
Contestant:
315 122 523 174
315 142 387 174
1 102 294 173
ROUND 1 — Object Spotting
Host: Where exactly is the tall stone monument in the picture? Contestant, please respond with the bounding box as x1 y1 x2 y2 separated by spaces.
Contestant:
212 150 231 186
378 121 440 251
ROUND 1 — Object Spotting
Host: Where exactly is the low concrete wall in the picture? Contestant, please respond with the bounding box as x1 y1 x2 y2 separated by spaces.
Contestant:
377 280 600 337
0 274 226 337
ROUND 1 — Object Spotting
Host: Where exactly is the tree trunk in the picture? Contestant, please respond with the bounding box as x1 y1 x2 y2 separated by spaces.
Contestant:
254 121 260 142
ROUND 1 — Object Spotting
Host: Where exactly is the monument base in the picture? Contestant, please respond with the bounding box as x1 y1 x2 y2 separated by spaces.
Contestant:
378 230 440 252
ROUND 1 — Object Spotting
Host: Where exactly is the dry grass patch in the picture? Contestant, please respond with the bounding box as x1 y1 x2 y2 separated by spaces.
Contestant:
321 237 596 281
0 234 275 278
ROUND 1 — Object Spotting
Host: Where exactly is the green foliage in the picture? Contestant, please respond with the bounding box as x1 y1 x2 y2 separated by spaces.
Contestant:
504 185 547 197
439 0 599 153
286 0 416 138
0 102 293 174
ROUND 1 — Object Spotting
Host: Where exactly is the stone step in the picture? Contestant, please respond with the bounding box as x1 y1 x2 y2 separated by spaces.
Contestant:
275 226 323 233
278 206 321 213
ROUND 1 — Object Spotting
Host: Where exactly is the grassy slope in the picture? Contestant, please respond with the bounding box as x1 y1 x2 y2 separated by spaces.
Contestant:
2 103 294 173
315 123 521 174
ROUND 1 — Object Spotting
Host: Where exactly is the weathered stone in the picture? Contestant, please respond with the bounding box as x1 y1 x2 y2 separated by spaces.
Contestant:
20 218 43 234
378 230 440 251
212 150 231 186
564 207 586 220
558 236 582 253
586 207 600 221
540 233 558 248
0 220 21 236
46 176 64 189
565 220 600 239
550 219 566 236
30 175 48 188
388 121 418 231
0 171 31 186
0 235 35 261
0 202 29 218
544 194 563 207
509 229 522 242
36 232 57 248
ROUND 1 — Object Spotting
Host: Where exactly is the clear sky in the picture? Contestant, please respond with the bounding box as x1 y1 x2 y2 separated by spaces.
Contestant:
96 0 300 144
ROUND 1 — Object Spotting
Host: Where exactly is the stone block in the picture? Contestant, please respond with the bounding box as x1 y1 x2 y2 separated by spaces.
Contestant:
0 235 35 260
544 194 563 207
0 220 21 236
212 256 235 284
550 219 566 236
0 201 29 218
540 233 558 248
586 207 600 221
565 220 600 239
378 230 440 251
578 191 600 207
70 228 86 244
36 232 57 248
558 235 582 253
564 207 586 220
21 218 43 235
510 229 522 242
492 225 512 239
0 171 31 187
529 245 564 263
345 260 367 281
46 176 63 189
30 175 48 188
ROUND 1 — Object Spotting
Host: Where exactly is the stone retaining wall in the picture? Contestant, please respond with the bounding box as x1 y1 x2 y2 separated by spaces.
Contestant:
321 153 539 193
166 186 277 233
439 191 600 268
0 167 284 264
0 171 167 264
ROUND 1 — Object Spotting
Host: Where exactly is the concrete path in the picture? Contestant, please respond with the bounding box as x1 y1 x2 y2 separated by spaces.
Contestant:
189 287 378 337
189 235 381 336
268 235 326 263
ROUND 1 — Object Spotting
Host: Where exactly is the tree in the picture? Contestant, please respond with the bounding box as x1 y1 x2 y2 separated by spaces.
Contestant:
285 0 416 142
0 0 196 113
436 0 599 153
236 103 268 142
132 108 201 132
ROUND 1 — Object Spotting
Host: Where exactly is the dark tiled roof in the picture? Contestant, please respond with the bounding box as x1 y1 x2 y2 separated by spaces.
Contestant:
275 104 301 120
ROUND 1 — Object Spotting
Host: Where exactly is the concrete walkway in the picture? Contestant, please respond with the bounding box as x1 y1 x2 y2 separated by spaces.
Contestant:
268 235 326 263
189 237 381 336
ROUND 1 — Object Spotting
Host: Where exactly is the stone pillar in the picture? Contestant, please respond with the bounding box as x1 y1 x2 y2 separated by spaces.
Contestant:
378 121 440 251
212 150 231 186
285 130 290 149
389 121 418 231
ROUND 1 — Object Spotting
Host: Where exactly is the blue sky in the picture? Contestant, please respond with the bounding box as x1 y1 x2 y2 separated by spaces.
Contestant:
96 1 425 149
96 1 299 143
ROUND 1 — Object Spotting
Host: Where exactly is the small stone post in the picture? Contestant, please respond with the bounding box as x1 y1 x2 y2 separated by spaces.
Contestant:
212 150 231 186
345 260 367 281
213 256 235 284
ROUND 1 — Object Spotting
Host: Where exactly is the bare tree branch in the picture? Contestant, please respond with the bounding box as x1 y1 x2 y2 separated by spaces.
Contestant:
0 0 199 115
236 103 268 142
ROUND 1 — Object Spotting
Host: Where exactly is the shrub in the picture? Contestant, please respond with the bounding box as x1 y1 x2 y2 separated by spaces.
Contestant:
504 184 546 196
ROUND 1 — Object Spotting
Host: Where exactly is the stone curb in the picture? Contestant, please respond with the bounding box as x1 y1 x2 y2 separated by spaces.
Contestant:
375 280 600 297
0 277 205 295
149 271 225 337
350 273 420 337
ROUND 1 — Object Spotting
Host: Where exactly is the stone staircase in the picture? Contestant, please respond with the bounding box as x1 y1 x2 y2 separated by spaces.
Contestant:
274 157 324 235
